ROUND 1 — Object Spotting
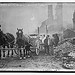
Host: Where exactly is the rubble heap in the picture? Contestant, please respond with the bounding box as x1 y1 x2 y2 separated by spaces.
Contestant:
54 41 75 53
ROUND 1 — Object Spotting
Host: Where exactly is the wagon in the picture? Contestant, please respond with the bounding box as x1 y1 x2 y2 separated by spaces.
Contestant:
29 34 42 55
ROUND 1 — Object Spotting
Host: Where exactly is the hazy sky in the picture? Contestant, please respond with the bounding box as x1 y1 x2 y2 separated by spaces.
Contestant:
63 3 75 28
0 3 75 36
0 3 48 36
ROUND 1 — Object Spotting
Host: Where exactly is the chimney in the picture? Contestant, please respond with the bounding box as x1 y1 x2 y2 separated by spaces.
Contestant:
55 2 63 31
48 5 53 22
73 11 75 30
38 27 39 35
46 25 48 35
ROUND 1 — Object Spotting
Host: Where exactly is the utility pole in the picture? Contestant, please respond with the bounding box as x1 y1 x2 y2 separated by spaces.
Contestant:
46 25 48 35
38 27 39 36
73 10 75 30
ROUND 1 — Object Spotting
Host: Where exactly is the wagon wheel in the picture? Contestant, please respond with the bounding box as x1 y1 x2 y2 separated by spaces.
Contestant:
36 48 39 55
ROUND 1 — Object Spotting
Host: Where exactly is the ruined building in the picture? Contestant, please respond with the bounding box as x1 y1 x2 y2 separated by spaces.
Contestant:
48 5 54 24
73 10 75 30
39 5 54 34
39 3 63 34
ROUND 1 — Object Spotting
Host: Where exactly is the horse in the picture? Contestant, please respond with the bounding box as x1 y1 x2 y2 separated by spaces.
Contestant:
0 29 15 58
16 28 32 59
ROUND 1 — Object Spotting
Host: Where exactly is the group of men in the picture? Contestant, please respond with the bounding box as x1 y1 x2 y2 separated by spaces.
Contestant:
39 34 59 56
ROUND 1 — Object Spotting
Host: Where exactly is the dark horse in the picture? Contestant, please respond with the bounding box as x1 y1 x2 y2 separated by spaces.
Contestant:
16 28 32 59
0 29 15 58
16 28 26 48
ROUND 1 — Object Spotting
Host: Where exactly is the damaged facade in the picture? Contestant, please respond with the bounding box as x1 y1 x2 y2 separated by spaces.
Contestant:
39 3 63 34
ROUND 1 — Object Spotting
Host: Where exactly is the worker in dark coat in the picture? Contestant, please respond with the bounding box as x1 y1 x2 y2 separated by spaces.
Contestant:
52 34 59 47
44 35 49 55
49 37 54 56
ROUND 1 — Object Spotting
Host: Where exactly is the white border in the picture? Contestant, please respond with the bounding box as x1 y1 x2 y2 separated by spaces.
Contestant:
0 0 75 75
0 0 75 2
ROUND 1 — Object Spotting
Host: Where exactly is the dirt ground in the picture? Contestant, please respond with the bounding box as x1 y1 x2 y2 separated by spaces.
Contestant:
0 51 66 71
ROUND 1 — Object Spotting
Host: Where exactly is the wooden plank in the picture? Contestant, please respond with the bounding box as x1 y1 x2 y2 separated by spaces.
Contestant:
0 48 25 50
0 47 37 51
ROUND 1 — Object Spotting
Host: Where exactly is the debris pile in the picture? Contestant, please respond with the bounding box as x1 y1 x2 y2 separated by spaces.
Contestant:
52 29 75 69
54 39 75 69
54 41 74 53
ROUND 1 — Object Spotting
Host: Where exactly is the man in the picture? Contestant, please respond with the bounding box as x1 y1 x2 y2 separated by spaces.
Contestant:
44 35 49 55
52 34 59 47
41 35 46 50
42 35 46 44
49 36 54 56
35 36 41 55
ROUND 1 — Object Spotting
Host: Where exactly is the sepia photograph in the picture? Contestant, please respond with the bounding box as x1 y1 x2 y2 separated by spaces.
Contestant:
0 2 75 72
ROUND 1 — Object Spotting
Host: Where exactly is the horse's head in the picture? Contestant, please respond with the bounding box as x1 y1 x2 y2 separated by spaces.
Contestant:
16 28 23 39
17 28 23 33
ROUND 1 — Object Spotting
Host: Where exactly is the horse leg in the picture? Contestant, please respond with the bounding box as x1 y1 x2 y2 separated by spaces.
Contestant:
3 45 5 57
23 48 26 59
26 49 27 57
3 50 5 57
7 50 10 57
11 49 14 57
7 45 10 57
11 47 14 57
20 49 22 59
28 51 30 57
11 45 14 57
28 48 30 57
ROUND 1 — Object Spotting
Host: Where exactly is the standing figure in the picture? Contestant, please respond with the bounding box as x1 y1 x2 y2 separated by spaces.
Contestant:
35 36 41 55
52 33 59 47
49 36 54 56
49 33 59 56
42 35 46 44
44 35 49 55
42 35 46 50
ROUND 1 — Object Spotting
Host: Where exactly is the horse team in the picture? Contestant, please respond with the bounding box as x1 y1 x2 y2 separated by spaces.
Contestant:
0 26 60 59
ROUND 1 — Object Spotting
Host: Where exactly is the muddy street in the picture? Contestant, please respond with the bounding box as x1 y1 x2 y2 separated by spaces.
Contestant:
0 52 64 71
